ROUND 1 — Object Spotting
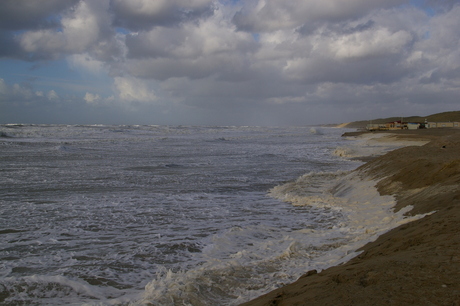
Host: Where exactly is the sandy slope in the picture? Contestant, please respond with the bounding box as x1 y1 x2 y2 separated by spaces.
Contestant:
241 129 460 306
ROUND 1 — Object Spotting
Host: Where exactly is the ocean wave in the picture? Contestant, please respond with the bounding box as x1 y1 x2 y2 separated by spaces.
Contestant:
0 275 122 305
0 131 14 138
309 127 324 135
272 168 433 239
333 147 356 158
3 124 410 305
134 169 430 305
269 171 348 207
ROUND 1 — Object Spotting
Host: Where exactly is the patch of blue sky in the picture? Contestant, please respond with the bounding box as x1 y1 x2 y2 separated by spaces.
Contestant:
0 60 33 84
220 0 242 7
44 13 63 29
115 27 131 35
0 59 113 97
409 0 436 16
423 30 431 39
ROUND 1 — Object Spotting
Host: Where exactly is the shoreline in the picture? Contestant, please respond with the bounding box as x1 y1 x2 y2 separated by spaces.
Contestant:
242 128 460 305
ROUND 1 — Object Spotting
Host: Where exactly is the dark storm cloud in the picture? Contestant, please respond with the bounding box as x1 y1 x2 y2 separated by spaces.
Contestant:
0 1 123 62
0 31 23 58
0 0 79 31
0 0 79 59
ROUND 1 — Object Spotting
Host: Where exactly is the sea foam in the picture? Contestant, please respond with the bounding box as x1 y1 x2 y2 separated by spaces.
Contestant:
137 168 431 305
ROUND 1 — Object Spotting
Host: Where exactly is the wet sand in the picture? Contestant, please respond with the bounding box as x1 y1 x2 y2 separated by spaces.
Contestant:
242 129 460 305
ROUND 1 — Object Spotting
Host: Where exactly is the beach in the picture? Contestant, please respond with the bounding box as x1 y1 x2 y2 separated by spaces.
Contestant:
242 128 460 305
2 125 459 304
1 125 379 304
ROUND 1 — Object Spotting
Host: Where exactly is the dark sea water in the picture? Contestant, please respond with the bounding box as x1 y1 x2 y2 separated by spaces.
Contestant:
0 125 418 305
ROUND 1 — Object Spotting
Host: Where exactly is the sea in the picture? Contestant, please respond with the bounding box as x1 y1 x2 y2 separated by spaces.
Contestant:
0 124 421 305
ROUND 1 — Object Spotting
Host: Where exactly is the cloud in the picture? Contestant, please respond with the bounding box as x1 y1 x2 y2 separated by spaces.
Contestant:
9 0 121 61
332 28 412 59
113 77 157 103
0 0 79 59
0 79 36 102
420 5 460 65
17 1 98 55
84 92 101 104
0 0 79 31
1 0 460 126
46 90 59 100
67 53 106 75
110 0 216 31
232 0 407 32
0 79 61 104
123 9 256 80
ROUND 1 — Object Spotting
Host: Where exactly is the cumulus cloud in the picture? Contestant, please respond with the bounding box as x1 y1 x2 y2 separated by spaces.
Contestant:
0 79 35 101
46 90 59 101
1 0 460 125
0 79 61 104
21 2 92 54
232 0 407 32
0 0 79 31
7 0 120 61
123 9 256 81
68 53 106 75
84 92 101 104
113 77 157 103
0 0 79 59
332 28 412 59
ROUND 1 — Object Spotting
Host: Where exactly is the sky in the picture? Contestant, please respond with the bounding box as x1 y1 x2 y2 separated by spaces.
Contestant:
1 0 459 126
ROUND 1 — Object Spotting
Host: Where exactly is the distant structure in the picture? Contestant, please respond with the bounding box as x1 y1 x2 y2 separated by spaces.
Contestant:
425 122 460 128
366 120 460 131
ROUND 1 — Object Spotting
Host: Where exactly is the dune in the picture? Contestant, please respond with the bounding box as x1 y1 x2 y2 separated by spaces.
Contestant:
241 129 460 305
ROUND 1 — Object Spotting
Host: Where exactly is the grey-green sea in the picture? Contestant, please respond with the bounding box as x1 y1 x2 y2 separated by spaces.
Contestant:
1 124 417 305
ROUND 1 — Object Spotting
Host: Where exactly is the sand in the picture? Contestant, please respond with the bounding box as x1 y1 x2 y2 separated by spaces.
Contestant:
241 129 460 306
335 123 352 128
